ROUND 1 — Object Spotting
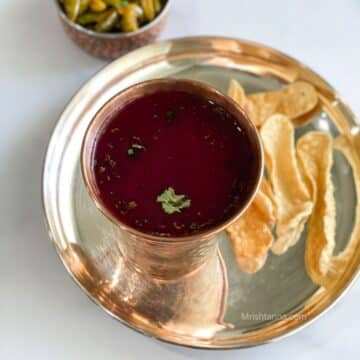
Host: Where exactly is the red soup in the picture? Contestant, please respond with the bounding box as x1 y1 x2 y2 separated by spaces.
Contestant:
92 90 257 237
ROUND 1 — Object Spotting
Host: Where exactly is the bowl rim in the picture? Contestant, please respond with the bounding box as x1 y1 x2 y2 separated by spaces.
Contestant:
54 0 172 39
80 78 264 243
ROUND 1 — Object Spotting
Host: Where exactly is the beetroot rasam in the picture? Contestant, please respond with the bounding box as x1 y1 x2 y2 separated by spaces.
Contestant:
92 90 257 236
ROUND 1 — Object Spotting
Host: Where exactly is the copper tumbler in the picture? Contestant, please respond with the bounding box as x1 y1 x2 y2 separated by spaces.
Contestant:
81 78 263 339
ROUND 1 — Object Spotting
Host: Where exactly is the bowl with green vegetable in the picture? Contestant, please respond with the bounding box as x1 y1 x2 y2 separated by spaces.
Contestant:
55 0 171 59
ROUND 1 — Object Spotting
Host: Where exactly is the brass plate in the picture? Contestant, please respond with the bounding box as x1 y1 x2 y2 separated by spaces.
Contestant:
42 36 360 348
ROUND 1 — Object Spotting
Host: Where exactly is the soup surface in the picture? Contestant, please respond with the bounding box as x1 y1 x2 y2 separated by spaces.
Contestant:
93 90 256 236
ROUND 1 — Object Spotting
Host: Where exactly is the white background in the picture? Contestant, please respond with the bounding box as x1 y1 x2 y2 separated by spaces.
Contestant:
1 0 359 359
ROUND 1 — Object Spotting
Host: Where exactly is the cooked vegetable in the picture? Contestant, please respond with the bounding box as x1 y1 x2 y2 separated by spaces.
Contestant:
78 11 103 25
64 0 81 21
79 0 90 14
59 0 165 33
140 0 155 21
121 3 143 32
95 9 119 32
153 0 161 13
89 0 107 12
104 0 128 8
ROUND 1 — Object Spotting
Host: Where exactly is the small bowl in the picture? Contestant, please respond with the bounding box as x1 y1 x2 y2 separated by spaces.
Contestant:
54 0 171 60
81 78 264 244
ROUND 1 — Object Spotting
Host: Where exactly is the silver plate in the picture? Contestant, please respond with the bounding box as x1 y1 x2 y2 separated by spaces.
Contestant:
43 36 360 348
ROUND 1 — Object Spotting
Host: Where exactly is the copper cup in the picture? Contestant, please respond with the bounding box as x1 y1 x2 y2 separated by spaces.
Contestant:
81 78 263 337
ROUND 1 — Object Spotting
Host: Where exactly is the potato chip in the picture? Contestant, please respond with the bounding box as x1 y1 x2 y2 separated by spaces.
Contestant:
260 114 313 254
227 79 259 126
226 179 275 273
247 92 278 127
255 178 277 222
228 79 247 108
248 81 318 127
292 102 322 128
260 177 277 209
297 132 335 285
271 81 318 118
317 136 360 288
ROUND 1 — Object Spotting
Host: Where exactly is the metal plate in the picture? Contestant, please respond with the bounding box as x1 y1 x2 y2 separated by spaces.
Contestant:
43 36 360 348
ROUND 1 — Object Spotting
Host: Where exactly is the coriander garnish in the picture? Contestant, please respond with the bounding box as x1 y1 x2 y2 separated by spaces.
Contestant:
127 143 144 157
131 143 143 149
165 109 175 124
157 187 191 214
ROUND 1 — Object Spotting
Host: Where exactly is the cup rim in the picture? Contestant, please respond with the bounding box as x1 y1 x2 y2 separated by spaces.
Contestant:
81 78 264 242
54 0 172 39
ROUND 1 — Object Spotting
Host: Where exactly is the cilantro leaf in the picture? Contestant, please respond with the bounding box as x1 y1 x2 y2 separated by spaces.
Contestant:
165 109 175 124
157 187 191 214
131 143 144 149
127 143 144 157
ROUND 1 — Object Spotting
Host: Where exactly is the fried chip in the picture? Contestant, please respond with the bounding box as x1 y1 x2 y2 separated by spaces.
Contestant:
292 102 322 128
226 179 275 273
317 136 360 288
228 79 247 108
260 115 313 254
260 177 276 207
297 132 335 285
255 178 277 222
227 79 258 126
247 91 278 127
228 80 319 128
248 81 319 127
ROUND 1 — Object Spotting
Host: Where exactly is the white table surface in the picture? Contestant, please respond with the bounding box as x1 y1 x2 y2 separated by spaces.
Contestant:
2 0 359 358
